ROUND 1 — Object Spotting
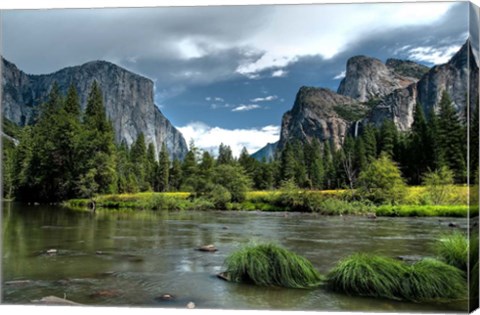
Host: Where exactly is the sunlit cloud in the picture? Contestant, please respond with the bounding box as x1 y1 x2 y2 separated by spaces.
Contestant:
177 121 280 157
231 104 261 112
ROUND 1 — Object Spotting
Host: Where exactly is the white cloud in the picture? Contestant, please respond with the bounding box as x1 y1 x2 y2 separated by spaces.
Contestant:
250 95 278 102
271 69 287 77
333 70 346 80
407 45 461 64
231 104 261 112
235 2 454 75
177 122 280 157
205 97 212 101
214 97 224 102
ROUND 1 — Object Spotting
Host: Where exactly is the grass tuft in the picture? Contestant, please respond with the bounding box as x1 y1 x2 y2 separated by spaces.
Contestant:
434 232 468 271
224 243 323 289
327 253 467 302
402 258 466 302
327 254 408 300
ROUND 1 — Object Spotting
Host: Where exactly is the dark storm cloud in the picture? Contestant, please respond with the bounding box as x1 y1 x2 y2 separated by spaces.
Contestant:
2 5 270 74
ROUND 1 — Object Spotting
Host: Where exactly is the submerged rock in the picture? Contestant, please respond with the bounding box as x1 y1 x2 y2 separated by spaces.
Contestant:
197 244 218 252
46 249 58 255
186 301 196 309
156 294 175 301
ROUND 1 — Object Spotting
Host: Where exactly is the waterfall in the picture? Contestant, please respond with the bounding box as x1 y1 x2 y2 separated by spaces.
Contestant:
354 120 360 138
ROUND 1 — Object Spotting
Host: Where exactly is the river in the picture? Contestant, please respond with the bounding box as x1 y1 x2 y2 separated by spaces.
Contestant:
1 202 468 312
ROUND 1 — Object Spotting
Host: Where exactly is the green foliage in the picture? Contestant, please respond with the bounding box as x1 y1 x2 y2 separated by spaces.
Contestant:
328 254 467 302
333 104 367 122
357 153 407 204
437 91 466 182
157 143 170 192
434 232 468 271
224 243 323 288
423 166 455 205
217 143 234 165
212 164 251 202
203 184 231 209
375 204 471 217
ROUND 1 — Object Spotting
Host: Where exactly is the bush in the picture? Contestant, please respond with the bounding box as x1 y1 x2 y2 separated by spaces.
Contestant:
423 166 456 205
204 184 232 209
224 243 323 288
357 153 407 205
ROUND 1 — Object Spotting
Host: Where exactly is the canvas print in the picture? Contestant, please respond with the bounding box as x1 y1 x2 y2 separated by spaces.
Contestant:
1 1 479 313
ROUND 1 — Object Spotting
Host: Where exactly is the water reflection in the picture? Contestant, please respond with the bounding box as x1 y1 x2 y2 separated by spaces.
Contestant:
2 203 467 311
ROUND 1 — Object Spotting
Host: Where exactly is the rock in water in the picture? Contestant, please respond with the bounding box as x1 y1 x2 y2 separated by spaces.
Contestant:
197 244 218 252
186 302 195 309
1 58 188 160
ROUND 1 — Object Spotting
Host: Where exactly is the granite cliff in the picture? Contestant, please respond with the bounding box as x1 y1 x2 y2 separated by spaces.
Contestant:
270 40 474 155
1 58 188 159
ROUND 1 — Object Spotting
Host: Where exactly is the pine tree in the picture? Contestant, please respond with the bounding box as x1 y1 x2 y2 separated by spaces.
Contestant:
157 143 170 192
362 124 377 162
199 150 215 181
217 143 234 165
181 141 199 190
130 133 148 190
378 120 397 158
470 99 479 184
407 102 430 184
238 147 257 179
146 143 157 190
80 81 117 197
437 91 467 182
169 158 183 191
279 142 296 183
323 141 335 189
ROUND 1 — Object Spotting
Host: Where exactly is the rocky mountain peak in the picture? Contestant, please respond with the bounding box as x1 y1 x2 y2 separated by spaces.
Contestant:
385 58 430 80
279 86 366 150
337 55 418 102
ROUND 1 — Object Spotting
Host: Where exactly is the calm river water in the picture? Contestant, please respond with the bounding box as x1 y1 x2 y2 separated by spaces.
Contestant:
1 202 468 312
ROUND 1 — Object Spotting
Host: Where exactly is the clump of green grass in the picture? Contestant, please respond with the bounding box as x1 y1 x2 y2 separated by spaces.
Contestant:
469 233 479 307
327 253 467 302
434 232 468 271
327 254 408 300
224 243 323 289
402 258 466 301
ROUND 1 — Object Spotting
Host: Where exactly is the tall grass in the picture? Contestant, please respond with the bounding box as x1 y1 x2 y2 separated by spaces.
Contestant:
327 254 408 300
327 253 467 302
434 232 468 271
402 258 466 301
224 243 323 289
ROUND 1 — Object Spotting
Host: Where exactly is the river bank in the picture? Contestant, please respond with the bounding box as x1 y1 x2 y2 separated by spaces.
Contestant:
65 186 476 218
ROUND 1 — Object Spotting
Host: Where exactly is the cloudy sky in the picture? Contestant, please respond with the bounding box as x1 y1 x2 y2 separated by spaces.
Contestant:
1 2 471 156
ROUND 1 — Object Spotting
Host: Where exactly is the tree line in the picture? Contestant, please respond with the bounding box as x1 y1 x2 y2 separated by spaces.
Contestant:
2 82 477 202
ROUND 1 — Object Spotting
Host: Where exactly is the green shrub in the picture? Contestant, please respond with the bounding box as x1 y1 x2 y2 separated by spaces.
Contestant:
204 184 232 209
224 243 323 289
327 254 408 300
434 232 468 271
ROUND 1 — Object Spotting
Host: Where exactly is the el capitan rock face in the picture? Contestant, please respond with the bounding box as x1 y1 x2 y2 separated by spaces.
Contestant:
1 58 188 159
